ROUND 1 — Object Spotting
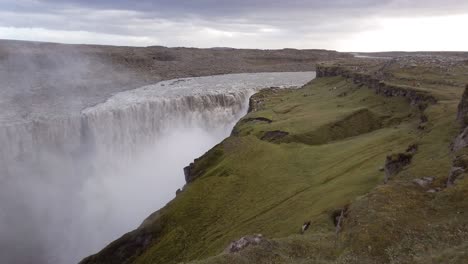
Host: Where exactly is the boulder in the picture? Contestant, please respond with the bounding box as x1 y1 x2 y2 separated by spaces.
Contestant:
412 176 435 188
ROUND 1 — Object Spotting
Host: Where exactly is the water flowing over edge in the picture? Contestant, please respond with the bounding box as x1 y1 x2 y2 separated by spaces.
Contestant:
0 72 315 264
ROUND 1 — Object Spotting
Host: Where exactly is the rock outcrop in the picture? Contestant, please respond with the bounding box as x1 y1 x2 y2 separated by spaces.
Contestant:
247 87 281 113
183 162 197 183
446 167 465 187
452 85 468 152
261 130 289 142
384 152 413 183
332 206 349 234
183 144 224 183
224 234 265 253
447 87 468 185
316 64 437 108
456 84 468 127
452 128 468 152
406 144 419 155
243 117 273 124
412 176 435 188
446 154 468 187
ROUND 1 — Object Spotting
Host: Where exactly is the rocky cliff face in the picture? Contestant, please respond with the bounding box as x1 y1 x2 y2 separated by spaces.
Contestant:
457 85 468 127
452 85 468 152
453 128 468 152
316 64 437 108
183 144 224 183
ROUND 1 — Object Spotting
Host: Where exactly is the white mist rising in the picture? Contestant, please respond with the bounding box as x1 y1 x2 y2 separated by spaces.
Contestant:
0 72 315 264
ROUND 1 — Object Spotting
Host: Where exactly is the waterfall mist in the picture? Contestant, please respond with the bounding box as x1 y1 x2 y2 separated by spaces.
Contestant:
0 72 315 264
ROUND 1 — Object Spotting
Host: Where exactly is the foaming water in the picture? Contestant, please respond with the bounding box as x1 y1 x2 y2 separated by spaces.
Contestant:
0 72 315 264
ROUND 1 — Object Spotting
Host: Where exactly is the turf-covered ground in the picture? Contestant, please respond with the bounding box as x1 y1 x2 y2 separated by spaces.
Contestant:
82 58 468 264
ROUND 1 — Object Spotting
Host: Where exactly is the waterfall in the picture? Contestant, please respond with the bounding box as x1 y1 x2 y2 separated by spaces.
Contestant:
0 72 315 264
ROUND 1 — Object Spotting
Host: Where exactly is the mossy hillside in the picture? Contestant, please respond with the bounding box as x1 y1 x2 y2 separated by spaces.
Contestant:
335 72 468 263
82 70 466 264
235 77 416 143
193 82 468 263
128 76 420 264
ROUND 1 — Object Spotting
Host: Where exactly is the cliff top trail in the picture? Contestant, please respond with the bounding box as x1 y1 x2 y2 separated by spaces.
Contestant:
82 55 468 264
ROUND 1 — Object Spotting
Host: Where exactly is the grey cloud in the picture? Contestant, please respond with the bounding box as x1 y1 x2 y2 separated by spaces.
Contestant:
0 0 467 49
7 0 468 18
0 0 391 35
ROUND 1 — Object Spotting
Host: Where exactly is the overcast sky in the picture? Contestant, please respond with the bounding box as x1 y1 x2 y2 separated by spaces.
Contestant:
0 0 467 51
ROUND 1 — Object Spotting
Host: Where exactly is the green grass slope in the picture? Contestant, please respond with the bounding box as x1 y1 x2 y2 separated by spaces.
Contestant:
82 58 468 264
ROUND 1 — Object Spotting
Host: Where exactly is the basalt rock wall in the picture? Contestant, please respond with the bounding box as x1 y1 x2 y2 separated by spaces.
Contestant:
316 65 437 108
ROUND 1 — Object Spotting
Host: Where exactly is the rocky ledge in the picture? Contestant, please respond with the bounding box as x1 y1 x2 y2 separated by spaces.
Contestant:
316 64 437 108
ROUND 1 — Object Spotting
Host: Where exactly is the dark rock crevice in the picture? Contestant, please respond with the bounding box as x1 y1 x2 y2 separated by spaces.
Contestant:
260 130 289 142
384 151 414 183
456 84 468 127
243 117 273 124
332 206 349 234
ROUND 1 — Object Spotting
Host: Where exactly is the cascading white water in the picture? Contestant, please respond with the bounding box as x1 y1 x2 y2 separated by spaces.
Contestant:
0 72 315 264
